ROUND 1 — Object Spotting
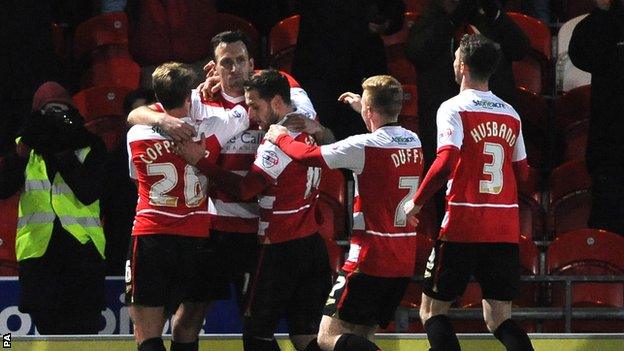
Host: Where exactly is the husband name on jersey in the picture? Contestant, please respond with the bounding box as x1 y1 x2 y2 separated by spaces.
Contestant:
469 121 517 147
139 140 173 164
391 148 423 168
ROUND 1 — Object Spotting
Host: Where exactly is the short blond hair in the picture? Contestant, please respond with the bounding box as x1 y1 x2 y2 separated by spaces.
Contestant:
152 62 196 110
361 75 403 120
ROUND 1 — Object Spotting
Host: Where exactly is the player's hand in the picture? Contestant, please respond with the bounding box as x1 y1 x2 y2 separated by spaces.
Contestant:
172 140 207 166
157 114 195 142
282 114 322 135
199 60 222 100
265 124 289 144
403 200 422 227
338 92 362 113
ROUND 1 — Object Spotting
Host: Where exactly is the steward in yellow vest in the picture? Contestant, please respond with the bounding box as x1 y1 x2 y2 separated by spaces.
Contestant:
0 82 107 335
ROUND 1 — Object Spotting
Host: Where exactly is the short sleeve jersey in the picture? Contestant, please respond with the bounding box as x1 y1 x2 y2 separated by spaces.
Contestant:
320 126 424 278
436 89 527 243
127 100 248 237
127 112 209 236
207 71 317 234
251 131 321 244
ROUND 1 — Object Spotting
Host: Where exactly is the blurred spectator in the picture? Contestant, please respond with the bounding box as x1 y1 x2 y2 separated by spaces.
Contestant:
0 82 107 334
126 0 218 87
292 0 405 141
100 88 155 275
522 0 551 24
0 0 60 155
569 0 624 235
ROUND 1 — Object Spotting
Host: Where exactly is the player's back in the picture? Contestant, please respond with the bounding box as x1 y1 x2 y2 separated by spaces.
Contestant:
127 123 209 237
336 126 424 277
253 131 321 244
437 89 526 243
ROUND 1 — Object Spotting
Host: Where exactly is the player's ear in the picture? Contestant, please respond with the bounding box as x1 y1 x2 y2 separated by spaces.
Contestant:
249 57 255 71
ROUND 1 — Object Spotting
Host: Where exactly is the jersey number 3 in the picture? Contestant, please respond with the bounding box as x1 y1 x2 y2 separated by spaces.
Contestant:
480 142 504 194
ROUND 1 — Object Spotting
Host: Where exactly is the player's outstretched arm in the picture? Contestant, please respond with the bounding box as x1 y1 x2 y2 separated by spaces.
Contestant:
281 114 336 145
405 146 459 226
127 105 195 142
338 92 363 113
174 140 267 201
265 125 327 168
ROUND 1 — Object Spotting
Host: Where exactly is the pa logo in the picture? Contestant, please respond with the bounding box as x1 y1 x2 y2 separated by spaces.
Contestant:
262 151 279 168
3 333 11 348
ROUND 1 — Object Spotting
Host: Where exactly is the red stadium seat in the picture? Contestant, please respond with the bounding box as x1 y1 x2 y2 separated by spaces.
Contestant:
519 194 546 241
508 12 552 61
73 12 129 60
508 12 552 95
515 87 548 134
214 12 261 64
268 15 300 73
545 229 624 332
561 119 589 163
515 87 549 168
73 86 132 122
0 194 19 266
547 160 592 238
399 84 419 133
268 15 300 58
548 159 591 205
73 86 132 151
80 56 141 90
555 84 591 133
517 165 543 203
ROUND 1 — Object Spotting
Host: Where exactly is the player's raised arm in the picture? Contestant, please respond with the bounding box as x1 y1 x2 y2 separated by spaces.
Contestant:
338 92 363 113
127 105 195 142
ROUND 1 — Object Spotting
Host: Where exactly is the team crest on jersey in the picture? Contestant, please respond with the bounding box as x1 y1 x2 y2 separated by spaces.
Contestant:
261 150 280 168
231 109 243 119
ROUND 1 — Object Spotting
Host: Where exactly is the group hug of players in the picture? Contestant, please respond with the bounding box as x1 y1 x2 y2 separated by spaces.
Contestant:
124 30 534 351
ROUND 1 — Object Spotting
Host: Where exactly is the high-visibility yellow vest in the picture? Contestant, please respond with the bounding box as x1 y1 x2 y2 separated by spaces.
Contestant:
16 145 106 261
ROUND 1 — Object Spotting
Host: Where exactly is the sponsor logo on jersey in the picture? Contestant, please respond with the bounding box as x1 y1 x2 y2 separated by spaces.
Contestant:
151 125 170 138
231 109 243 119
472 99 506 109
391 136 417 144
261 150 280 168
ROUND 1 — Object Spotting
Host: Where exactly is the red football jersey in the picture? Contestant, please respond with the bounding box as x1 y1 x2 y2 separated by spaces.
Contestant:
128 99 248 237
320 126 424 277
205 72 317 233
251 131 321 244
128 121 211 237
436 89 527 243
